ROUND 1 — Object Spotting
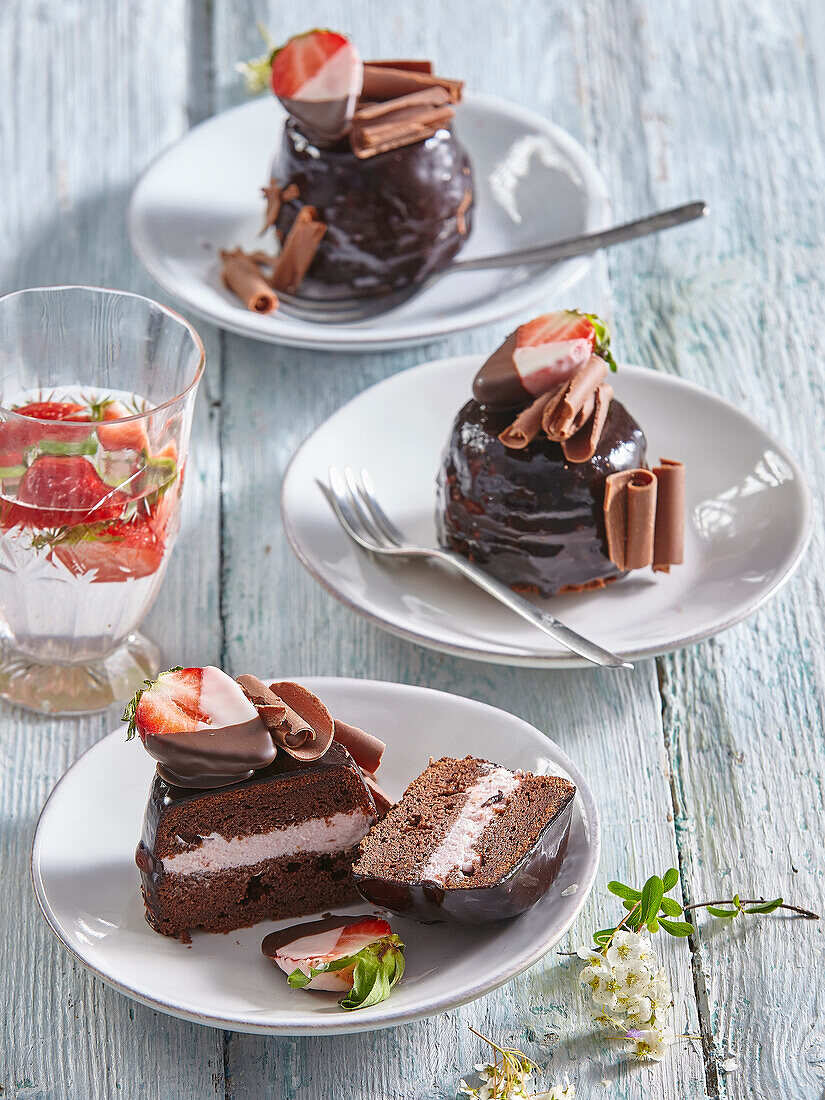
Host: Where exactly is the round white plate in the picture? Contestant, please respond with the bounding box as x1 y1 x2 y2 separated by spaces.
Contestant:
32 677 599 1035
128 94 608 351
281 358 812 667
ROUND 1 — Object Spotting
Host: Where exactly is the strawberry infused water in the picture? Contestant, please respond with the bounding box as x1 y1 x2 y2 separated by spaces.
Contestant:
0 286 204 714
0 388 181 663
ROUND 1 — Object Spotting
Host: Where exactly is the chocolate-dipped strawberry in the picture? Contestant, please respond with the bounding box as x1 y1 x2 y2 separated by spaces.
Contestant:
123 666 278 788
472 310 617 409
269 29 363 145
262 915 405 1010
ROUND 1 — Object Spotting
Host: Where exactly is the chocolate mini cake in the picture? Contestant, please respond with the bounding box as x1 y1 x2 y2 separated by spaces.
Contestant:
127 668 392 941
353 756 576 923
223 30 473 310
437 312 686 597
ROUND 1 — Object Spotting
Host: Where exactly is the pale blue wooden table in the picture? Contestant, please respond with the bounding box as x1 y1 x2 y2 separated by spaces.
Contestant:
2 2 824 1098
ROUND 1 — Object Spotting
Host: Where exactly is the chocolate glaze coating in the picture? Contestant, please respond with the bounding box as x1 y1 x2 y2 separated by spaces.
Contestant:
437 398 648 598
272 118 473 296
353 793 573 923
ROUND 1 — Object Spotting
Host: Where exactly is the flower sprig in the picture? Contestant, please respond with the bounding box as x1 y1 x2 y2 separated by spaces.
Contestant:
459 1026 574 1100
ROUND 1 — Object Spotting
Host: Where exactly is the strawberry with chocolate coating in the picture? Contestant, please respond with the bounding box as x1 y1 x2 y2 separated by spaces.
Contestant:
124 666 277 788
472 310 617 409
268 29 363 143
262 915 405 1010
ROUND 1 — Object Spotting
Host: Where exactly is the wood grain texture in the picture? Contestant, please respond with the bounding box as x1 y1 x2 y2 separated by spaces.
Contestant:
0 2 223 1098
2 0 823 1097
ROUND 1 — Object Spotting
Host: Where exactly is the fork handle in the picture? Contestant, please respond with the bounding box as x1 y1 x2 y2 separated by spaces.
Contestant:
434 550 633 669
451 201 708 274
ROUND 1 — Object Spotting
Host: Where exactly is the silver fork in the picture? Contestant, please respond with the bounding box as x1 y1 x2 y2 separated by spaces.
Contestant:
327 467 633 670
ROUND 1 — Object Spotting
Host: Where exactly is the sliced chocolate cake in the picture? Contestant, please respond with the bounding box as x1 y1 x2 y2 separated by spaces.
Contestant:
437 311 686 596
352 756 576 923
127 667 392 941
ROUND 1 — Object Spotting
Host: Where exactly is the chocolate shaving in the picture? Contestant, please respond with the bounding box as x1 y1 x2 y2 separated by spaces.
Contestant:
561 383 613 463
603 468 658 571
360 63 463 104
236 675 333 761
456 189 472 236
269 206 327 293
350 94 454 159
652 458 686 572
364 59 434 75
498 390 555 449
259 182 282 235
269 681 336 760
361 771 395 817
333 719 386 774
219 249 279 314
542 356 608 441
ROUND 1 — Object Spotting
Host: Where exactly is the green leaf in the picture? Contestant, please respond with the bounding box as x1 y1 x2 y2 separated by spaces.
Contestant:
286 968 312 989
705 905 738 919
733 894 741 909
622 899 637 911
641 876 665 925
658 918 694 937
608 881 641 903
593 928 615 944
338 935 406 1011
647 917 659 933
662 867 679 892
659 897 683 917
744 898 783 914
582 312 618 371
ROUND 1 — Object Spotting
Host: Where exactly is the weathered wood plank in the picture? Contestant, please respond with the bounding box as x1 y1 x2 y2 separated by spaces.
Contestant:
592 0 825 1096
212 2 706 1097
0 2 224 1097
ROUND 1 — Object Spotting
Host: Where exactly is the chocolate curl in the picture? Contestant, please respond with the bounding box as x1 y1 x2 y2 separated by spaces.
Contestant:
603 469 658 571
236 675 333 761
333 719 386 774
498 391 555 450
269 206 327 294
456 189 472 237
652 458 686 573
350 89 454 159
364 59 434 75
360 64 463 104
259 181 299 235
542 356 608 441
219 249 279 314
361 771 395 817
269 681 336 760
561 383 613 463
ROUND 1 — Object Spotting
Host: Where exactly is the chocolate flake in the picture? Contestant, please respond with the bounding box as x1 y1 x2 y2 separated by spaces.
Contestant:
456 189 472 237
219 249 279 314
350 90 455 159
270 206 327 293
542 356 608 441
360 63 463 104
333 719 386 774
561 383 614 463
364 59 435 75
603 468 658 571
259 181 283 235
498 391 555 449
236 674 333 761
652 458 686 572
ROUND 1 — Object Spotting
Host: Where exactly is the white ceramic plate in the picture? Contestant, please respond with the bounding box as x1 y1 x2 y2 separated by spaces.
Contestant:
32 678 599 1035
281 358 812 667
128 94 609 351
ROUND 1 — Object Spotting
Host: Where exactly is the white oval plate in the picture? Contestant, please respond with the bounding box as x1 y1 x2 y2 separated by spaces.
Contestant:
32 677 599 1035
128 94 608 351
281 357 812 666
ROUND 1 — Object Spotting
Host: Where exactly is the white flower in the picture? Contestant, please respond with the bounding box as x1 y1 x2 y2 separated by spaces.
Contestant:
624 995 654 1026
605 930 652 966
613 959 654 997
625 1026 675 1062
545 1076 576 1099
576 943 604 963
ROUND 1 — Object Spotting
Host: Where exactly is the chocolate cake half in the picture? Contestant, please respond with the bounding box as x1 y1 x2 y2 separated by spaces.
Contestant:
127 667 390 941
137 742 377 939
352 756 575 924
